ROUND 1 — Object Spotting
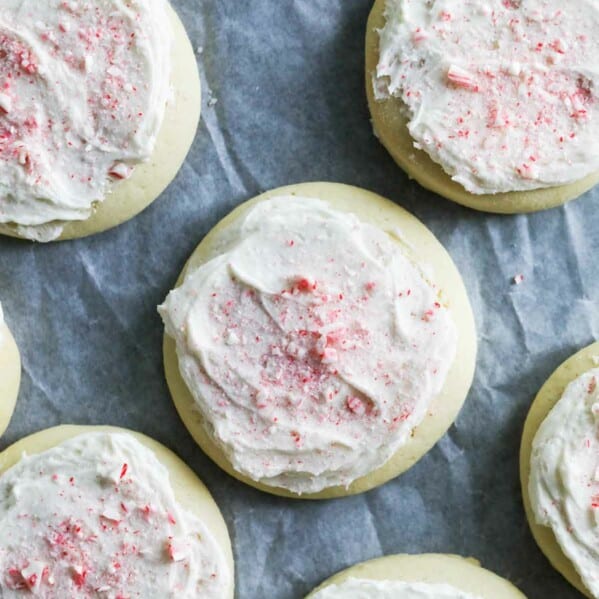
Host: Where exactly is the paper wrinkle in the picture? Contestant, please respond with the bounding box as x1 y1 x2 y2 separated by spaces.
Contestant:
362 493 387 555
199 52 257 195
77 254 139 339
21 363 62 418
0 1 596 598
202 104 254 194
562 205 591 300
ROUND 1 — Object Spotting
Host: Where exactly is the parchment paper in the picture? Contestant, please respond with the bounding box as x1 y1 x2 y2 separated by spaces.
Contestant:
1 1 597 597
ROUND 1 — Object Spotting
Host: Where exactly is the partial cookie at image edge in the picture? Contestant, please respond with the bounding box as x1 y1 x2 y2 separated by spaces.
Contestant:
365 0 599 214
0 424 235 599
0 318 20 438
0 3 201 242
305 553 527 598
520 342 599 599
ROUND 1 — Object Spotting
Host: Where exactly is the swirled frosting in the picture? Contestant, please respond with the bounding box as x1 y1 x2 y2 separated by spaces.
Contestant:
374 0 599 194
530 367 599 597
0 0 172 241
311 578 482 599
0 432 229 598
160 197 457 494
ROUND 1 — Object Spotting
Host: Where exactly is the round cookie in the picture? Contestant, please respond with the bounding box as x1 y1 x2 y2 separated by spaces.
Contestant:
0 3 201 242
163 181 477 499
0 424 234 599
520 342 599 598
0 313 20 437
305 554 526 598
365 0 599 214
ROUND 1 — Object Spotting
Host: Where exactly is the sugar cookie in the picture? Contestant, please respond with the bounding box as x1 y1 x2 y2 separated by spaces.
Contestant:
306 554 526 598
0 304 20 436
366 0 599 213
521 342 599 598
161 182 476 498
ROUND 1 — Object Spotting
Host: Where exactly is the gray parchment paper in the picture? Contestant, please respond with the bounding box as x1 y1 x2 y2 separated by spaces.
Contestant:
1 1 598 597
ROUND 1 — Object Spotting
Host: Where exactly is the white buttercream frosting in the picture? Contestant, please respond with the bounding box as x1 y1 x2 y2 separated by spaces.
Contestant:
0 432 229 598
530 367 599 598
311 577 483 599
0 0 172 241
160 197 458 494
375 0 599 194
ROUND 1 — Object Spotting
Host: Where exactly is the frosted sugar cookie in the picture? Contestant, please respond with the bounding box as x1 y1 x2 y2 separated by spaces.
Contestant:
0 0 201 241
0 303 20 436
160 182 476 498
0 425 234 598
366 0 599 213
306 554 526 598
522 342 599 598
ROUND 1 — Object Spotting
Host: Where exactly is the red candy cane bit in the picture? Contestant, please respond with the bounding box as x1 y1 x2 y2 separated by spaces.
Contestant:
0 92 12 114
549 39 566 54
591 493 599 508
295 277 317 292
447 65 479 92
412 27 428 43
25 573 38 590
109 162 132 180
346 396 366 416
6 568 27 591
71 565 87 588
391 406 413 428
166 539 187 562
119 463 128 480
422 309 435 322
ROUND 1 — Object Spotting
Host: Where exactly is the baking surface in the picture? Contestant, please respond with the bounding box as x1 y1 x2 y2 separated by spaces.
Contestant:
0 1 597 597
